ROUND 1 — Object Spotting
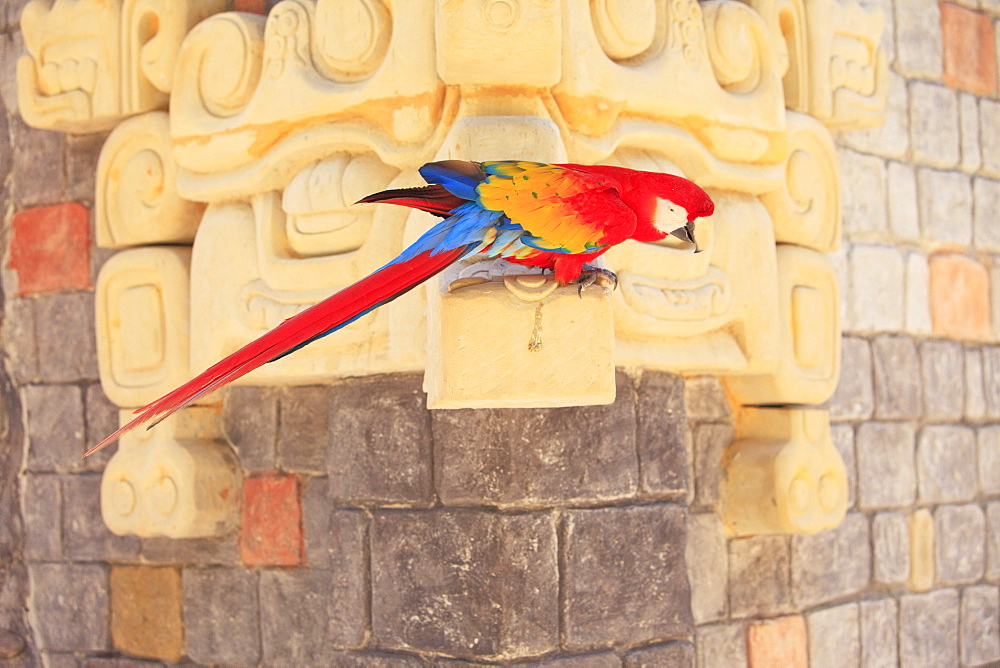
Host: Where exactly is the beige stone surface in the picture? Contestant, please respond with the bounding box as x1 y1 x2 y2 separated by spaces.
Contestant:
17 0 225 132
908 508 935 592
425 276 616 409
720 408 848 535
101 407 241 538
96 247 193 408
724 245 841 406
97 112 205 248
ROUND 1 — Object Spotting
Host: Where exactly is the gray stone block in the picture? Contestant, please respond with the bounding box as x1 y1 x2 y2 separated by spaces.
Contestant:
0 33 23 116
21 473 60 560
624 641 694 668
66 132 106 203
807 603 860 668
791 513 871 608
278 385 330 472
326 375 434 505
839 147 888 236
83 383 116 471
371 509 557 660
911 83 961 171
936 504 986 585
830 424 857 508
728 535 791 618
692 423 734 511
830 336 875 421
966 347 987 420
636 372 688 499
182 568 260 665
860 598 898 668
563 505 691 650
917 167 972 256
919 340 965 420
989 501 1000 582
872 511 909 585
686 512 727 624
961 585 1000 666
62 474 139 560
887 160 920 240
856 422 916 510
523 652 621 667
683 377 731 421
25 384 85 471
979 426 1000 495
260 569 367 663
696 623 747 668
983 346 1000 418
141 535 238 565
29 563 109 651
872 336 922 419
900 589 959 668
221 385 277 472
434 372 636 508
917 426 977 503
848 246 904 332
10 116 63 208
3 299 38 384
35 292 99 383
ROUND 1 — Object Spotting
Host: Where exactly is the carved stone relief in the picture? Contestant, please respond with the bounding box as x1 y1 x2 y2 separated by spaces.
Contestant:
18 0 888 536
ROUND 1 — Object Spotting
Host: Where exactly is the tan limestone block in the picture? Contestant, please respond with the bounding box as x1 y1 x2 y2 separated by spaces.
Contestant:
608 189 781 376
760 113 841 252
555 0 787 167
723 245 840 406
17 0 225 132
170 0 447 200
425 275 616 409
746 0 888 129
908 508 934 592
101 407 242 538
720 407 848 535
110 565 184 662
96 112 205 248
96 247 192 408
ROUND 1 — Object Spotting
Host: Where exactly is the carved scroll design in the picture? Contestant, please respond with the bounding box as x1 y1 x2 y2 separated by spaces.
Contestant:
96 112 205 248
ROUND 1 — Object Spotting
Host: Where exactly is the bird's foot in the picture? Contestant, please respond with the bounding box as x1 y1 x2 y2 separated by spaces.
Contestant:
575 267 618 296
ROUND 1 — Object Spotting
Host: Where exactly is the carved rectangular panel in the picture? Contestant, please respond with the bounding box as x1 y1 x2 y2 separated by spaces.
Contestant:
96 247 192 408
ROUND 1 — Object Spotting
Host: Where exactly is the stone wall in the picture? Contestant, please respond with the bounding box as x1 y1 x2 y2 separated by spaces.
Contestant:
687 1 1000 666
0 1 999 668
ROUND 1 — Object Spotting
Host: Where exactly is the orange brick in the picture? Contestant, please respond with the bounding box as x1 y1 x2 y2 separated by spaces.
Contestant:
747 615 808 668
940 3 997 95
240 473 303 566
8 203 91 296
928 253 990 341
110 566 184 662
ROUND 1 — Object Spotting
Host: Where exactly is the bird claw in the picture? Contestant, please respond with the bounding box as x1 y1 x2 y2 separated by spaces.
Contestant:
576 267 618 296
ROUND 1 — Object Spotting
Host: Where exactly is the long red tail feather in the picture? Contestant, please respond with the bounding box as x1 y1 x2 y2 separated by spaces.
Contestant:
84 246 468 457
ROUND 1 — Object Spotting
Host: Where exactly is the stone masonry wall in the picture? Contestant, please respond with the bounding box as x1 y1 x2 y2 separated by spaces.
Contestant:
687 1 1000 667
1 1 1000 667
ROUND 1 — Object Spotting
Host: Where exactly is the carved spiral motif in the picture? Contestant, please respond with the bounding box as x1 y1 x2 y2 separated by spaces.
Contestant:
702 2 762 94
196 15 263 118
590 0 660 63
314 0 391 82
667 0 703 66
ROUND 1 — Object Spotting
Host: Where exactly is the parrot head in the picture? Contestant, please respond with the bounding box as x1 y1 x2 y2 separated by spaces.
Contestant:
630 171 715 252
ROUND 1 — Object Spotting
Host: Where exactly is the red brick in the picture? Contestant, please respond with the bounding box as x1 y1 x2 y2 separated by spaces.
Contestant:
928 253 991 341
234 0 267 13
240 473 303 567
8 203 91 296
941 3 997 95
747 615 808 668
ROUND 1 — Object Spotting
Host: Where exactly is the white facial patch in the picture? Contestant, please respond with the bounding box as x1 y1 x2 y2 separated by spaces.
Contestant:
652 198 688 235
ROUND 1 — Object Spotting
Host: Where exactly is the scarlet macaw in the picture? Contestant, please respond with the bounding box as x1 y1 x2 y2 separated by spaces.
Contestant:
85 160 714 456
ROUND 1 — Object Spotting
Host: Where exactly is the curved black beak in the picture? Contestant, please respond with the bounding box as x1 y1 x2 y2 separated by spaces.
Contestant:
669 223 702 253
